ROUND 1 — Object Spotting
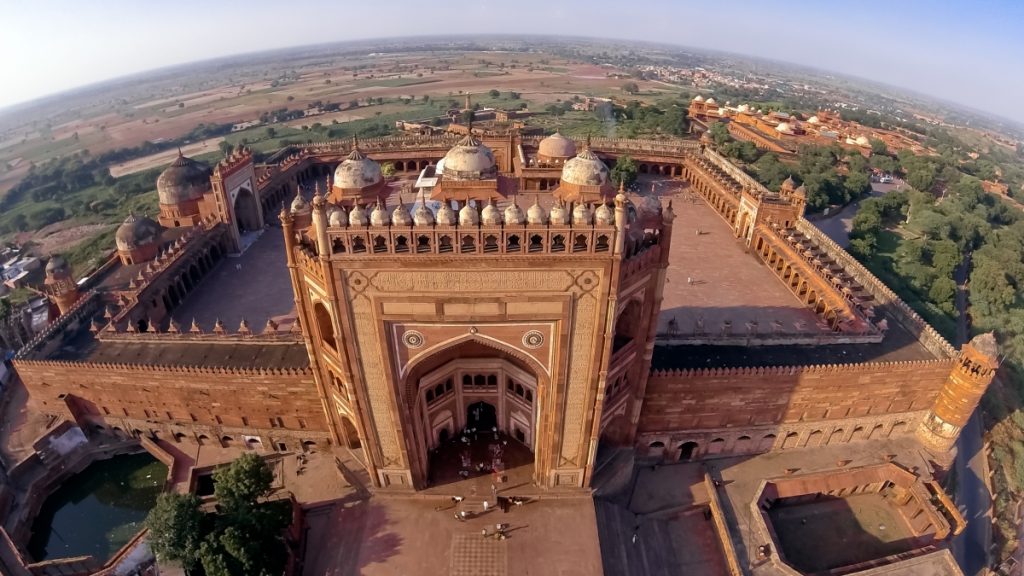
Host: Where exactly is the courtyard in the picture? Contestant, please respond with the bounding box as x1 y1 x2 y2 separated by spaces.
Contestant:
768 493 918 572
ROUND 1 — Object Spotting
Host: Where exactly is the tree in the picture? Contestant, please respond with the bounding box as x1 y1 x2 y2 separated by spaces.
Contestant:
213 452 275 512
145 493 204 570
611 155 638 188
707 122 730 147
869 138 889 156
381 162 396 178
488 89 500 98
621 82 639 95
265 127 277 140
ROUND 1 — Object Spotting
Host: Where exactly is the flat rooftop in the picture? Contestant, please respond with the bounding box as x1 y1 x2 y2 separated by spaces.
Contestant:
92 227 192 292
50 336 309 369
172 228 295 332
657 183 822 336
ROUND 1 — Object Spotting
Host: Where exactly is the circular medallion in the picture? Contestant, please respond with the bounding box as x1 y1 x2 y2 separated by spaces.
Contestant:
522 330 545 349
402 330 425 349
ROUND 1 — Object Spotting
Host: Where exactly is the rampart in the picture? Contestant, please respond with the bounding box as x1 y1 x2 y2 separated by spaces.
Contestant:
639 358 954 436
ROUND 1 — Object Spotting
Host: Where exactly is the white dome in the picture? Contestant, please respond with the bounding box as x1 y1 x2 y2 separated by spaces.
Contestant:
549 202 569 225
436 201 456 226
327 204 346 227
481 199 502 225
391 203 412 227
738 104 750 113
290 191 310 214
717 107 728 116
459 202 479 226
855 136 870 147
414 202 435 226
369 201 389 227
705 97 716 105
334 146 383 189
527 198 546 225
693 95 704 102
561 148 610 187
572 202 592 226
442 134 497 180
775 122 792 133
807 115 820 124
595 203 614 225
349 204 369 227
504 200 525 225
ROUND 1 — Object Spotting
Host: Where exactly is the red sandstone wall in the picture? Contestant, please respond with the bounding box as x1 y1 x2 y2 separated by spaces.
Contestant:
639 360 954 433
14 361 327 433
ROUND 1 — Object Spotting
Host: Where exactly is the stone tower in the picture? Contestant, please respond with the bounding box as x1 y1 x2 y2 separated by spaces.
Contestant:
43 256 80 316
917 333 999 453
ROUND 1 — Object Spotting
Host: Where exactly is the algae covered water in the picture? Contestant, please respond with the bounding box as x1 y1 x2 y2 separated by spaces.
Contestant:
27 452 166 562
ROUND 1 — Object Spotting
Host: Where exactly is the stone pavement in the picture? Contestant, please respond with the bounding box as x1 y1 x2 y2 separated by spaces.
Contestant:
657 183 822 336
0 376 57 468
302 493 602 576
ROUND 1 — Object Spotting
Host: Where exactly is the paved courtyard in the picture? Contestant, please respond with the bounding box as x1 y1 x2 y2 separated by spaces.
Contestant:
657 183 822 337
302 494 602 576
172 229 295 332
769 493 918 572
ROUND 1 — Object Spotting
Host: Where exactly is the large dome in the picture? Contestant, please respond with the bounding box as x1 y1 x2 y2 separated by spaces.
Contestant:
441 134 497 180
115 213 160 251
561 148 610 187
334 146 383 189
538 132 576 159
157 152 212 205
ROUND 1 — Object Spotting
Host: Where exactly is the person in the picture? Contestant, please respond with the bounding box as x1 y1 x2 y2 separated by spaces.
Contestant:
482 500 490 512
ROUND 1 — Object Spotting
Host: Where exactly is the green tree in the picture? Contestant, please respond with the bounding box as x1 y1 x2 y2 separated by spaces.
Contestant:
145 493 204 570
488 89 500 98
611 155 638 188
869 138 889 156
213 452 275 512
381 162 396 178
265 127 277 139
621 82 639 95
707 122 730 147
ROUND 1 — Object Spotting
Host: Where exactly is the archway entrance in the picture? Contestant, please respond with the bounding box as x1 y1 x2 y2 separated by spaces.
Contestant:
404 339 544 488
466 401 497 431
233 188 261 235
678 441 698 461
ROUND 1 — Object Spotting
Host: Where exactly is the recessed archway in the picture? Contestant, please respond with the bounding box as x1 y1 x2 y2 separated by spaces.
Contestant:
234 188 261 235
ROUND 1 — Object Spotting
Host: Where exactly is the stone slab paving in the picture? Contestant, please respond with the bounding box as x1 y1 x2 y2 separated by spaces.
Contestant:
657 183 821 336
450 533 507 576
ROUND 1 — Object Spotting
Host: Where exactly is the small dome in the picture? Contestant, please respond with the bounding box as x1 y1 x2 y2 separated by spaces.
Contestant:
157 152 212 205
737 104 750 113
527 198 546 225
370 201 390 227
775 122 792 133
391 202 412 227
595 203 614 225
572 202 592 226
794 184 807 198
807 115 820 124
561 148 610 187
782 175 796 189
46 255 70 276
705 97 716 105
414 202 435 226
115 213 160 251
436 201 457 226
538 132 577 159
290 191 310 214
328 204 347 227
481 199 502 225
334 143 383 189
349 204 369 227
549 202 569 225
442 134 497 180
459 202 479 226
693 95 704 102
855 135 870 147
504 200 525 225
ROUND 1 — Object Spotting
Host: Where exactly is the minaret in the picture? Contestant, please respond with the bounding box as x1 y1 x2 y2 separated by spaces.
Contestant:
43 256 80 316
917 333 999 454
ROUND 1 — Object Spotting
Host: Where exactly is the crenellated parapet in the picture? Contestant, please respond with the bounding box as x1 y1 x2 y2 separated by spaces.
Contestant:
15 290 101 360
796 220 956 358
650 357 954 379
212 146 254 180
14 357 311 376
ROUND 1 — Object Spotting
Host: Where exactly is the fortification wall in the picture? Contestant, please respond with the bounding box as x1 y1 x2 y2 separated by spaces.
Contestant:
13 359 326 436
639 359 954 435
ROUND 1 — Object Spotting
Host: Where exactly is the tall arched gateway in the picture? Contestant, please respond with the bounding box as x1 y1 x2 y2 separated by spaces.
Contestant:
402 339 543 487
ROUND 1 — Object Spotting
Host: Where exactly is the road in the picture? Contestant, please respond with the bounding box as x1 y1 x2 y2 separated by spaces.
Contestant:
951 251 992 576
808 182 898 247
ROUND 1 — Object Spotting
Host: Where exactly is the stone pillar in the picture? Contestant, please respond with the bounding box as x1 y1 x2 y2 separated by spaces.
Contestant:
917 333 999 454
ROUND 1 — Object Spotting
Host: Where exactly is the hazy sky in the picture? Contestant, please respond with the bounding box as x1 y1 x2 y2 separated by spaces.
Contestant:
2 0 1022 122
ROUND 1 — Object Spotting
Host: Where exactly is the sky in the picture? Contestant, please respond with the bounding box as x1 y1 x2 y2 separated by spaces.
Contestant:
1 0 1022 122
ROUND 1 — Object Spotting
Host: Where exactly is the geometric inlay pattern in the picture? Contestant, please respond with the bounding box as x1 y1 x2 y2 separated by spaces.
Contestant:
450 533 508 576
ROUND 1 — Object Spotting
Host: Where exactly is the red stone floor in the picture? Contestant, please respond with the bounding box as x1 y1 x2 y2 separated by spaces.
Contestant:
656 182 822 336
426 431 534 491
